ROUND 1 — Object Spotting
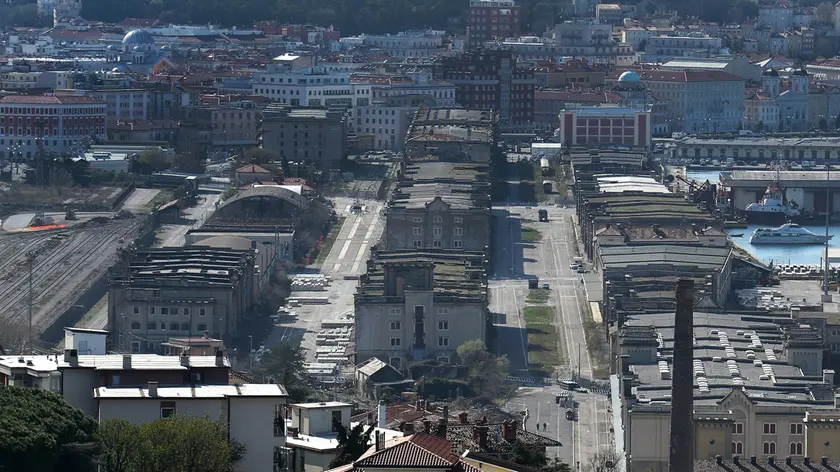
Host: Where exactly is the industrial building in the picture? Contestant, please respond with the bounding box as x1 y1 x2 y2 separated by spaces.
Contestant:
616 312 840 472
386 161 490 251
405 108 499 162
555 106 652 149
260 105 350 171
674 137 840 162
354 249 488 368
108 246 262 353
720 169 839 214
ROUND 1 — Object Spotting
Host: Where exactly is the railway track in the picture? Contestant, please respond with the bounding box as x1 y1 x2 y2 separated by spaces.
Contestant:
0 221 139 331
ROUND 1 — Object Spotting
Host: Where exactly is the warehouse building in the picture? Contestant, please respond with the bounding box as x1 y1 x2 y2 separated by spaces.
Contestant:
404 108 498 162
720 169 840 214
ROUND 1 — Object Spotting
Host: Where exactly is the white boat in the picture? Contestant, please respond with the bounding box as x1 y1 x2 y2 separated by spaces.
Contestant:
749 223 832 245
743 182 801 223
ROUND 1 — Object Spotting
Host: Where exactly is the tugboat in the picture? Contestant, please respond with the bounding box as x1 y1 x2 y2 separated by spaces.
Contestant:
749 223 832 245
742 182 801 224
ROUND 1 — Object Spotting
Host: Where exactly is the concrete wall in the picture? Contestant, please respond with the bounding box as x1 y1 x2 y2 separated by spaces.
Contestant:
386 206 489 251
229 396 287 472
355 294 487 364
60 368 99 417
292 404 351 435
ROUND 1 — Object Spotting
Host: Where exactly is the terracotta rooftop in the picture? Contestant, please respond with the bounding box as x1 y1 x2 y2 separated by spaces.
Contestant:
609 70 743 82
355 434 460 468
0 95 105 105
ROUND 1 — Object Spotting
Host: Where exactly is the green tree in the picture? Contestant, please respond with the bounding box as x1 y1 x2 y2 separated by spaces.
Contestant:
511 441 572 472
816 1 834 24
133 150 170 174
456 340 510 399
98 416 240 472
0 386 98 472
328 421 374 468
96 419 138 472
257 341 311 400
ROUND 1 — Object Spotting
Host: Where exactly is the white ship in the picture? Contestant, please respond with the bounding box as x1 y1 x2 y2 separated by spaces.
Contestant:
749 223 832 245
743 183 801 223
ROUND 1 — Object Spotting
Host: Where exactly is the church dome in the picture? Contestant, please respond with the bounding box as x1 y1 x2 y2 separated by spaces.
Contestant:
618 71 641 83
122 29 155 45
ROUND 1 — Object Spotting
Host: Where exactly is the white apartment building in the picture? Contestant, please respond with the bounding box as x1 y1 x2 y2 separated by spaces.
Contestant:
0 71 73 91
348 31 451 58
490 36 635 66
96 383 288 472
759 5 793 32
643 34 723 62
54 88 150 126
608 70 745 133
622 27 675 50
252 65 371 109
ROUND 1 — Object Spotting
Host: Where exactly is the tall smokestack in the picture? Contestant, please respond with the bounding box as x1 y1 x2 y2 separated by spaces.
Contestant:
669 279 695 472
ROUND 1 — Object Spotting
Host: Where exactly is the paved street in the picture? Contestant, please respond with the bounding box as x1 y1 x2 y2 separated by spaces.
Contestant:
267 197 384 361
490 204 612 468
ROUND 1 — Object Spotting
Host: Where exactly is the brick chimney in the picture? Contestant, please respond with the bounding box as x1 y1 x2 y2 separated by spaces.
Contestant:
122 354 132 369
502 420 517 441
458 412 468 424
215 349 225 367
148 381 158 397
473 424 489 450
669 279 695 472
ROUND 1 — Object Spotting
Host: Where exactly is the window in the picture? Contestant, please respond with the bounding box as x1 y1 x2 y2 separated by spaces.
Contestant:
413 240 422 248
412 227 422 235
171 307 179 315
454 217 463 224
148 306 156 315
762 441 776 455
432 240 442 248
183 308 190 316
732 422 744 434
790 441 803 455
197 323 208 332
160 307 169 315
454 240 463 248
763 422 777 434
389 308 402 315
160 401 176 418
433 227 442 236
438 321 449 330
132 306 139 314
130 342 140 354
390 321 402 330
147 322 156 330
390 337 401 346
331 411 342 432
433 216 443 223
790 423 803 434
438 337 449 347
390 357 401 369
454 227 463 236
131 321 141 330
181 322 190 331
199 308 206 316
732 441 743 455
170 322 179 331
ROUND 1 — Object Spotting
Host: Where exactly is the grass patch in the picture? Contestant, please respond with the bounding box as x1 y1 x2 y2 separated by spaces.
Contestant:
147 190 174 211
314 217 345 265
526 289 550 304
523 306 560 377
521 226 542 242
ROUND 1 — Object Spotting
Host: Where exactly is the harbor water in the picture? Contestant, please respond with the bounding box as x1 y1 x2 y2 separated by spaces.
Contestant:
686 169 839 265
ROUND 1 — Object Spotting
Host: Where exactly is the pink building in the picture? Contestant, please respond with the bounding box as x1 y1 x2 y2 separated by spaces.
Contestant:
557 106 651 149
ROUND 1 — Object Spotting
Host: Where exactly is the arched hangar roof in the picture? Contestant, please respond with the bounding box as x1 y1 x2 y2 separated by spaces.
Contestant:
220 186 308 210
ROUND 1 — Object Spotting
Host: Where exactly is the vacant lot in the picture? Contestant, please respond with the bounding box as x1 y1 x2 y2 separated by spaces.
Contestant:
526 288 549 304
523 305 560 377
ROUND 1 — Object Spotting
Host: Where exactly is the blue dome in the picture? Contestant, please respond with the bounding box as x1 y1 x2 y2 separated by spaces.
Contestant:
122 29 155 45
618 71 641 83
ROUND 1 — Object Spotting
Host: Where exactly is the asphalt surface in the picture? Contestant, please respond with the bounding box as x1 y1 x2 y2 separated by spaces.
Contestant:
267 197 384 362
489 204 613 467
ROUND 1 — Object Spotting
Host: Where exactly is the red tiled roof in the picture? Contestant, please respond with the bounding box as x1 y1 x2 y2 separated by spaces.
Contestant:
608 70 742 82
0 95 104 105
355 434 459 468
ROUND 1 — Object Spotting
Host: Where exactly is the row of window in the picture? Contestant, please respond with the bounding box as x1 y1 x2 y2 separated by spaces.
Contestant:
388 307 452 315
413 240 464 248
412 227 464 236
133 306 207 316
733 422 804 435
682 147 839 160
390 320 449 331
390 337 450 347
413 216 464 224
131 321 208 332
731 441 804 456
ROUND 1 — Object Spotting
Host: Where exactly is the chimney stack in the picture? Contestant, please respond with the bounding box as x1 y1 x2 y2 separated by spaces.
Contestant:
437 418 447 438
215 349 225 367
122 354 132 369
669 279 695 472
180 350 190 367
423 419 432 434
377 400 387 428
458 412 468 424
148 381 158 397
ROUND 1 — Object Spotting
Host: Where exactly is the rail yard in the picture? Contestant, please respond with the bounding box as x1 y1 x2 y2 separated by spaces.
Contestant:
0 218 140 342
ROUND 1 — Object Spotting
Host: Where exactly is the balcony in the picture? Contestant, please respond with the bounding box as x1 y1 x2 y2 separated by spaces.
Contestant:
274 417 286 437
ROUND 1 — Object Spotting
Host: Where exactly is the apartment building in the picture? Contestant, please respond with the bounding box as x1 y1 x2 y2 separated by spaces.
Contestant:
0 71 73 91
488 37 636 67
436 50 534 131
605 70 745 133
534 90 622 129
467 0 521 49
595 4 624 25
0 94 106 159
643 34 723 62
108 247 260 353
355 31 451 58
618 312 840 472
553 21 636 66
386 162 490 251
96 383 287 472
533 60 610 88
55 88 150 126
0 350 231 417
260 106 349 169
252 65 371 109
286 401 355 472
759 5 794 32
354 250 488 368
